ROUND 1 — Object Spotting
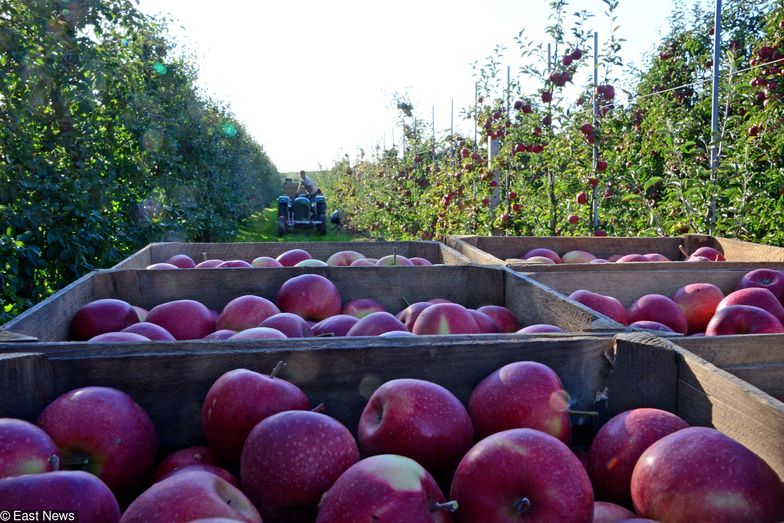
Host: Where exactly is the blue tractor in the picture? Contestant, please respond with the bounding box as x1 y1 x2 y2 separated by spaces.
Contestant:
277 193 327 236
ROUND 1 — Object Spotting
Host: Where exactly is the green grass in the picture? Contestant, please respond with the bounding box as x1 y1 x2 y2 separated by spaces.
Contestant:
235 206 365 242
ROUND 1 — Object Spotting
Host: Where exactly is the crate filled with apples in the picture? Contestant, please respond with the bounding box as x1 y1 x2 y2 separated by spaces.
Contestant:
1 265 622 346
112 240 471 269
0 332 781 521
446 232 784 270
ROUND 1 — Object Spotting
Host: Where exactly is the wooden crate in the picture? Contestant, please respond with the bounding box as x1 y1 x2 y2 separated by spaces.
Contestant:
0 266 622 342
1 332 781 481
113 240 471 269
446 233 784 270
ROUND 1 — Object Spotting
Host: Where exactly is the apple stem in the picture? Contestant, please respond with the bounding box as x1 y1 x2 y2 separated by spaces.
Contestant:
430 501 459 513
567 408 600 417
514 497 532 514
311 403 326 413
270 360 286 379
678 244 690 259
202 251 207 262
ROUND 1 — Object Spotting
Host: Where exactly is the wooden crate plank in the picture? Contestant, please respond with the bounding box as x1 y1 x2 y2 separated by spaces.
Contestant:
0 353 53 421
674 335 784 366
444 236 505 265
0 330 38 343
110 244 153 269
714 237 784 262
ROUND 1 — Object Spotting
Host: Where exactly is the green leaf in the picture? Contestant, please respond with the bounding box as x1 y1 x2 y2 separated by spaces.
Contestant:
644 177 665 190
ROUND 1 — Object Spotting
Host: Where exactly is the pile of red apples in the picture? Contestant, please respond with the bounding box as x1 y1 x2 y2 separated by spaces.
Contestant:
569 268 784 335
69 273 567 343
2 359 782 522
522 245 726 264
146 248 434 269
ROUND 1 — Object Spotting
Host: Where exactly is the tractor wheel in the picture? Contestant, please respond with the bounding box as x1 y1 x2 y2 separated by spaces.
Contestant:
277 217 287 237
317 215 326 235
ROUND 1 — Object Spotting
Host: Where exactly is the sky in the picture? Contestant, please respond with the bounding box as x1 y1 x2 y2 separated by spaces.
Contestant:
134 0 697 173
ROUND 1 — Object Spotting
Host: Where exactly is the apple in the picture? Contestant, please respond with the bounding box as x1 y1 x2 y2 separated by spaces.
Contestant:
132 305 148 322
615 254 649 263
379 330 416 337
37 386 157 496
122 322 176 341
342 298 386 318
409 257 433 266
196 259 224 268
705 304 784 335
576 191 587 204
631 427 784 522
350 258 376 267
277 274 342 321
228 327 288 340
627 320 674 332
562 249 596 263
737 268 784 303
525 256 556 264
147 262 179 270
276 249 312 267
158 463 241 489
251 256 284 268
412 303 480 335
241 410 360 523
686 255 712 262
88 331 150 342
259 312 314 337
607 254 623 262
588 408 689 505
376 254 415 266
358 379 473 474
672 283 725 334
166 254 196 268
347 311 408 336
689 246 725 261
569 290 629 325
717 287 784 322
0 470 121 523
203 329 237 340
450 429 593 523
468 361 571 443
475 305 521 333
217 260 252 268
517 324 565 333
470 309 500 333
120 470 262 523
151 446 218 483
0 418 60 478
311 314 359 337
203 366 310 466
295 259 329 267
593 502 637 523
70 298 139 340
628 294 688 334
397 302 434 331
522 248 561 264
643 253 670 262
316 454 455 523
147 299 215 340
326 250 366 266
217 295 280 332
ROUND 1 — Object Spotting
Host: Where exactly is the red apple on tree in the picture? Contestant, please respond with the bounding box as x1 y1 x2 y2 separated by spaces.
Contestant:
70 298 139 340
0 418 60 478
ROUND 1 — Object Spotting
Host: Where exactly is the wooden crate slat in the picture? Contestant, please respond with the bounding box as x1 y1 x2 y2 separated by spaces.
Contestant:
0 353 53 421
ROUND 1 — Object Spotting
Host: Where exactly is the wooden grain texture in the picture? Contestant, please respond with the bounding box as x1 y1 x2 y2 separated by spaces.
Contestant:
712 237 784 262
112 241 469 268
0 353 53 421
444 236 505 265
0 331 38 342
33 336 611 449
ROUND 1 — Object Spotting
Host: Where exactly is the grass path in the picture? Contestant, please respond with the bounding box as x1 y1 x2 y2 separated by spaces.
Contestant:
235 206 364 242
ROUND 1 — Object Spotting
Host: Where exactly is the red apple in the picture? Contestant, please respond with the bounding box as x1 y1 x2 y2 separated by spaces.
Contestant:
311 314 359 337
525 256 556 264
347 311 407 336
627 320 674 332
522 248 561 264
475 305 521 333
217 295 280 332
717 287 784 322
737 268 784 303
450 429 593 523
358 379 473 474
593 502 637 523
70 298 139 340
588 408 689 505
607 254 623 262
277 274 342 321
686 255 712 262
203 329 237 340
0 470 121 522
121 470 262 523
241 410 360 523
628 294 688 334
470 309 500 333
615 254 649 263
569 290 629 325
151 446 218 483
376 254 415 266
203 366 310 466
412 303 480 335
295 259 329 267
672 283 725 334
350 258 375 267
468 361 571 443
517 324 565 333
397 302 434 331
562 250 597 263
276 249 312 267
147 262 179 270
643 253 669 262
316 454 455 523
250 256 284 268
228 327 288 340
342 298 386 318
0 418 60 478
631 427 784 522
326 250 366 266
195 259 224 268
217 260 253 268
88 331 151 342
409 257 433 266
590 258 610 264
122 322 176 341
259 312 314 337
147 299 215 340
36 386 157 496
158 463 241 489
689 246 725 261
705 304 784 335
379 330 416 337
166 254 197 268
